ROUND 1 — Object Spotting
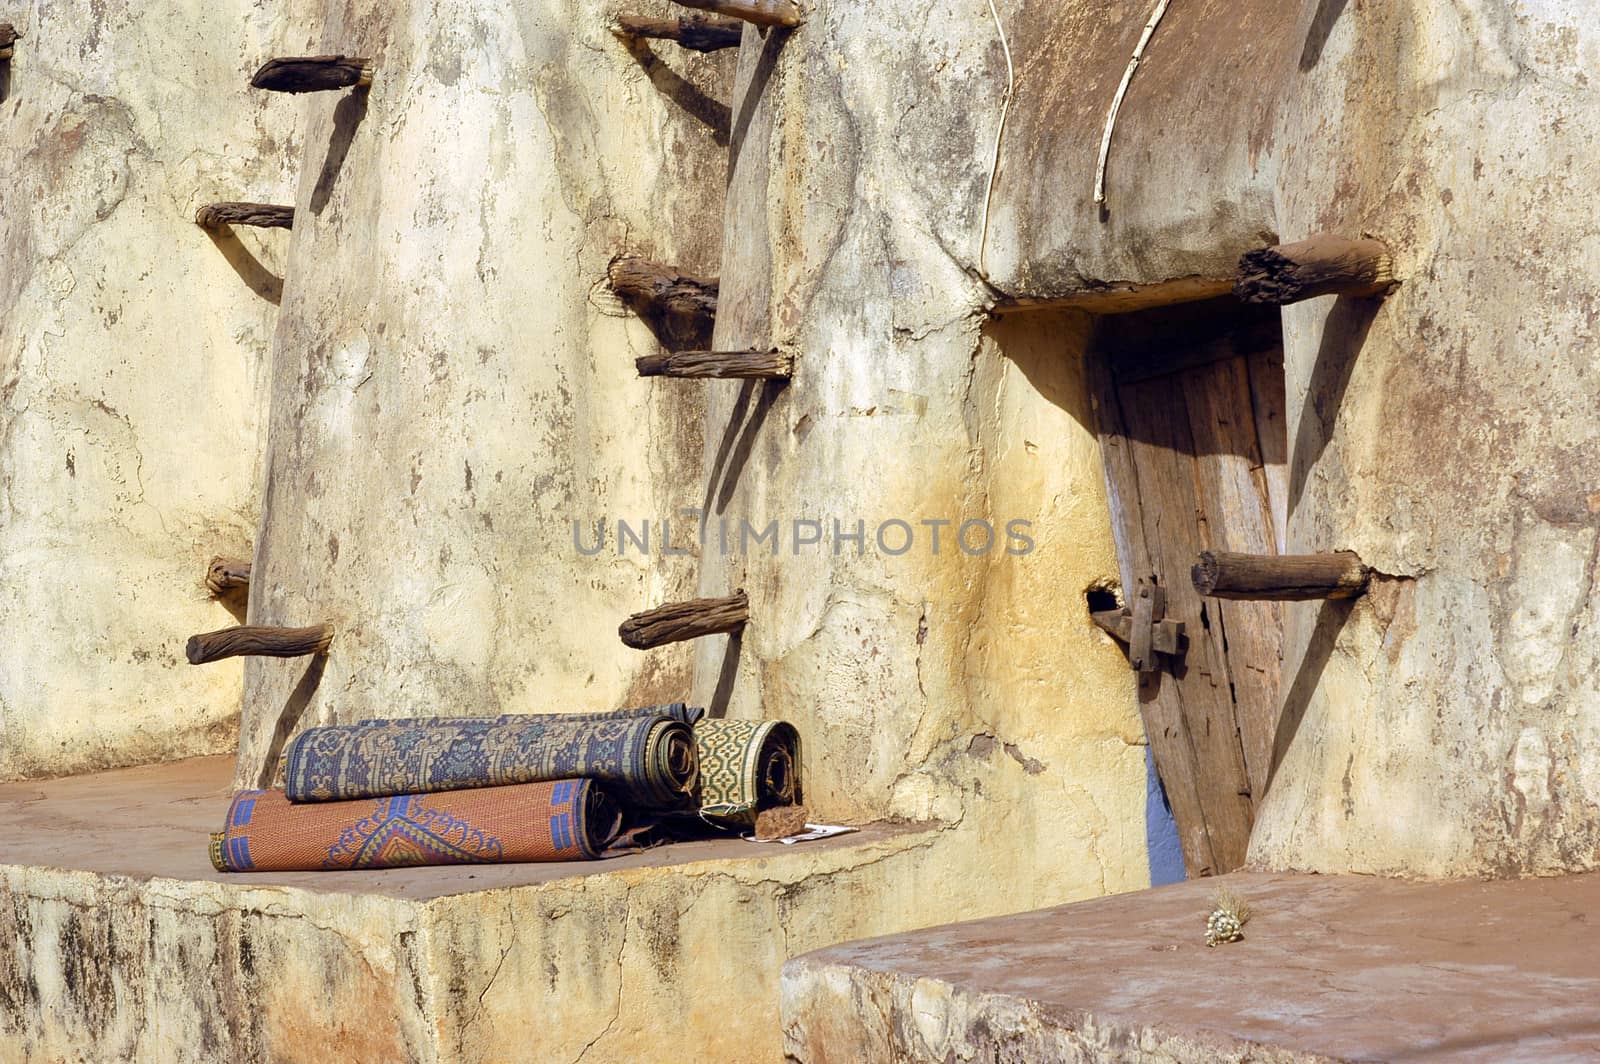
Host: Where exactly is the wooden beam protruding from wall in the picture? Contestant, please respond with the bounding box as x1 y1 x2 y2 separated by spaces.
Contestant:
608 256 718 350
195 202 294 231
186 624 333 665
205 557 252 596
614 14 743 52
619 591 748 649
251 56 372 94
668 0 801 29
0 24 19 59
1234 234 1395 305
636 349 791 380
1192 551 1370 602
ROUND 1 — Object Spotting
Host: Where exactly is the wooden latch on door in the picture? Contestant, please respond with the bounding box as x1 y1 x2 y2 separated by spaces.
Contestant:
1089 584 1185 672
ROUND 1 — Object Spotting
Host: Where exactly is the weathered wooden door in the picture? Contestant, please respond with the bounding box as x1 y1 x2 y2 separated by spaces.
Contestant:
1090 299 1287 877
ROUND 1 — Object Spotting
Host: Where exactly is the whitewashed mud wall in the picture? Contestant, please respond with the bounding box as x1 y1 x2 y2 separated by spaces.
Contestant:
1249 1 1600 877
687 2 1173 888
699 0 1600 881
237 0 1154 894
0 2 309 780
236 0 729 785
8 0 1587 888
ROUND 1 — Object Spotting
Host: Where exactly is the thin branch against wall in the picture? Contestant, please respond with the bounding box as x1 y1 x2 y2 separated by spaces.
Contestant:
977 0 1015 278
1094 0 1173 209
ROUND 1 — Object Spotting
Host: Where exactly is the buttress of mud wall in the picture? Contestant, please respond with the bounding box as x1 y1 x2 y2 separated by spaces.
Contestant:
693 0 1150 894
237 2 730 786
0 5 309 780
1250 3 1600 876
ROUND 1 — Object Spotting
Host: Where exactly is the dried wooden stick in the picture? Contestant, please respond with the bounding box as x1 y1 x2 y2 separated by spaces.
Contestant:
1192 551 1370 601
619 592 748 649
613 14 744 52
251 56 372 94
668 0 801 29
636 349 792 379
608 256 718 348
186 624 333 665
195 203 294 231
1234 235 1396 305
205 557 252 596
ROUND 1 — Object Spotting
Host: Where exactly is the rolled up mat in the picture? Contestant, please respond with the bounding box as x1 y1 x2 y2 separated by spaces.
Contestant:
284 711 698 808
358 703 705 727
694 719 801 828
209 779 621 872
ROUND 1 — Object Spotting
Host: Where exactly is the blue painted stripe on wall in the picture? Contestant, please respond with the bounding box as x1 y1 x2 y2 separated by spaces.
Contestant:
1145 746 1185 886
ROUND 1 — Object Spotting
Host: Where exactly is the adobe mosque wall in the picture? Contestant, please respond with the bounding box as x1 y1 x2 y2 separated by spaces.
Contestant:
235 0 727 787
9 3 1594 1052
13 0 1600 1060
230 0 1153 901
0 2 312 780
698 0 1600 879
1248 2 1600 877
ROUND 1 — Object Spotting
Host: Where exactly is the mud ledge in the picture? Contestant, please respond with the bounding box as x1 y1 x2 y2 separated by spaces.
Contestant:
783 869 1600 1062
0 756 939 1061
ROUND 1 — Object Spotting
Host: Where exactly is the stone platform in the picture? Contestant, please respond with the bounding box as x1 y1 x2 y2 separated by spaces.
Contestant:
783 870 1600 1062
0 756 952 1062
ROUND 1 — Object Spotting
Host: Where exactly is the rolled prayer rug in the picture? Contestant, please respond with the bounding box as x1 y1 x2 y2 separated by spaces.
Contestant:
359 702 704 727
210 779 620 872
284 710 698 808
695 719 801 828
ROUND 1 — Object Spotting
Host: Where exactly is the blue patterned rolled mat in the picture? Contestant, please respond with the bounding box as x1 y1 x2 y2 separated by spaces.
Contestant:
284 708 699 808
356 703 704 727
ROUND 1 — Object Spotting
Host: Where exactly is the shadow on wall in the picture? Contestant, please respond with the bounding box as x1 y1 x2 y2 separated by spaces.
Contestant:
707 629 742 719
984 310 1099 429
310 88 369 216
694 376 774 721
702 378 783 519
616 36 731 146
201 226 284 304
251 652 328 788
1300 0 1350 70
1267 598 1354 792
1287 294 1382 519
729 28 787 169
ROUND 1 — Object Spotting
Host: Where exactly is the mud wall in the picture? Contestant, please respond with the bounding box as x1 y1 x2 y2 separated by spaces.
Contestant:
1249 1 1600 877
235 0 730 785
11 0 1587 885
688 3 1161 890
701 0 1600 880
0 816 1123 1064
233 0 1156 899
0 2 311 780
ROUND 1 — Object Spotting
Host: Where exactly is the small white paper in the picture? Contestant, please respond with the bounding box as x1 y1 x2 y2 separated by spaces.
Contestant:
745 823 859 845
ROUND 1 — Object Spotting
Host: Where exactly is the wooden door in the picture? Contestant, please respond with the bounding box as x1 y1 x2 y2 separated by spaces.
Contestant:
1089 299 1287 877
